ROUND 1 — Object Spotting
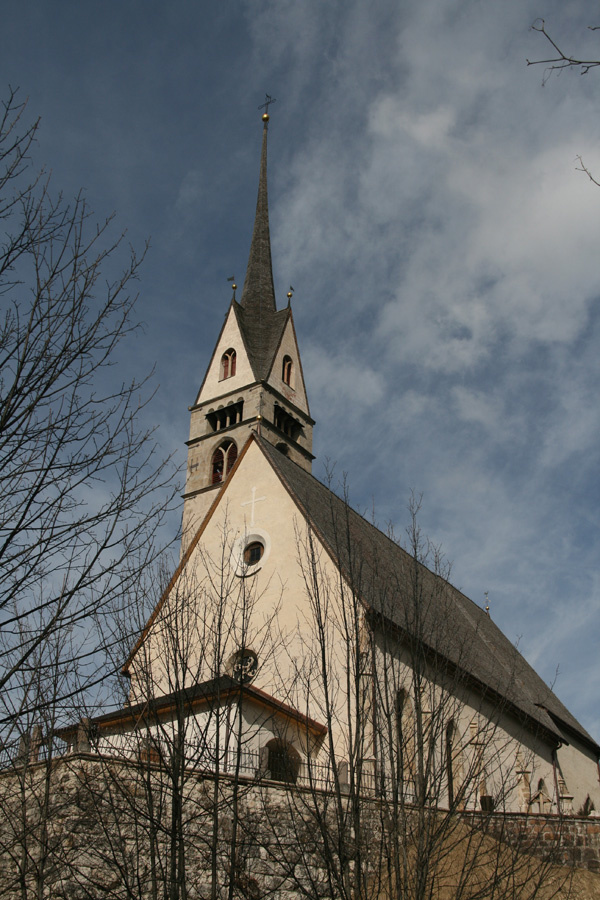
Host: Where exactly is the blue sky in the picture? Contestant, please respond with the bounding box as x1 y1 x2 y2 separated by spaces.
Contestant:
2 2 600 736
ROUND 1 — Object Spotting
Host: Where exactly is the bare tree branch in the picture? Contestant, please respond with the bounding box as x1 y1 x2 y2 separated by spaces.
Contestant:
527 19 600 83
0 87 178 728
528 22 600 188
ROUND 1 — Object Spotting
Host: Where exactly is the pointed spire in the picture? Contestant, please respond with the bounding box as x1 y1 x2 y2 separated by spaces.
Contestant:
239 113 277 318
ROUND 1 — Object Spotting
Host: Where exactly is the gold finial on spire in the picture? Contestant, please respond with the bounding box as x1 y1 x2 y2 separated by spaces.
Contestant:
258 93 276 123
484 591 490 617
287 285 294 306
227 275 237 301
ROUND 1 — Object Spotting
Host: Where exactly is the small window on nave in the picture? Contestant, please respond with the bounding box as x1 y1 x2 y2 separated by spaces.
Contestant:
211 440 237 484
446 720 455 807
396 689 416 788
282 355 293 387
220 348 236 380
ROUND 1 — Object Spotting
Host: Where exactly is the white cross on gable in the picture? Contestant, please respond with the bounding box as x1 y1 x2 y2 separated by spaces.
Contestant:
241 486 267 527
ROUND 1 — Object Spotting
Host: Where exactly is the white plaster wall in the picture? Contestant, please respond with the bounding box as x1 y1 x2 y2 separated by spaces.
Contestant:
196 308 255 406
134 441 356 755
131 439 600 817
557 736 600 814
268 318 309 415
96 706 233 767
370 631 600 815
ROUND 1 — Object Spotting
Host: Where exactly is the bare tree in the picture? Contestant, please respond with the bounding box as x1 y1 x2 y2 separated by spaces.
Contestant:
0 84 178 899
0 464 596 897
0 627 77 899
0 87 176 744
528 19 600 187
258 488 587 900
47 520 282 900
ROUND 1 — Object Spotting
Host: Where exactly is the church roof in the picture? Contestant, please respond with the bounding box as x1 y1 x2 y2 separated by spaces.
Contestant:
62 674 327 739
258 437 599 755
240 117 276 318
233 300 290 382
231 115 291 382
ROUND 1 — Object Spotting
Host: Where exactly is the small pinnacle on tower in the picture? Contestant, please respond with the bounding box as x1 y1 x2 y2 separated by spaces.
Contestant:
227 275 237 301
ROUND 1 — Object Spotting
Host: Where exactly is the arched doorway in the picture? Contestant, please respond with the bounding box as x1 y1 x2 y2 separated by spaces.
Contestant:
264 738 301 784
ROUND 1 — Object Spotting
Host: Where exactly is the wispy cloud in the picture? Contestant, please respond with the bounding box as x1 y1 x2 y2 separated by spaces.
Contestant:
2 0 599 734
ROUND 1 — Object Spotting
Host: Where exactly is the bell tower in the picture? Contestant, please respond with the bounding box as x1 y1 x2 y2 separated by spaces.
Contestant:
181 110 314 549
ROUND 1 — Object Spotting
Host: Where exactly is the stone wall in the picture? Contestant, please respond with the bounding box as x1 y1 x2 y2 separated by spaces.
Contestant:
0 754 341 900
468 810 600 873
1 754 599 899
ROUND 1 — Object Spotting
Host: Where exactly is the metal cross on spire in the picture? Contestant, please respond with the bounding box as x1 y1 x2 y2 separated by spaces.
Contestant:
258 93 277 117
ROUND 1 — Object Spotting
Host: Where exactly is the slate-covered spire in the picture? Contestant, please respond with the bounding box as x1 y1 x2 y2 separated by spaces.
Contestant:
239 114 277 318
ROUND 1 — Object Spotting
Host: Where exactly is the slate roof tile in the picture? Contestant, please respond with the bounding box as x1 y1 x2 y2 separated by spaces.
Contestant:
259 438 599 754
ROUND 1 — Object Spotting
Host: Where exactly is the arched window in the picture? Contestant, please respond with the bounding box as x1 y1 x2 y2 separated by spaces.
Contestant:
265 738 301 784
282 355 293 387
211 441 237 484
479 771 495 813
207 400 244 432
446 721 455 807
220 348 236 380
226 441 237 472
396 689 416 791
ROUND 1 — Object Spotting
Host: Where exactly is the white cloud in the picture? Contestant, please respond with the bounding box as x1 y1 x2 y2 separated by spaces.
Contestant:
268 0 600 734
303 344 384 417
6 0 600 735
371 102 456 148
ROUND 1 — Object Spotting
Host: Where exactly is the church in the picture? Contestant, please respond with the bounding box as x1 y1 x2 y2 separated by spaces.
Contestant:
68 109 600 825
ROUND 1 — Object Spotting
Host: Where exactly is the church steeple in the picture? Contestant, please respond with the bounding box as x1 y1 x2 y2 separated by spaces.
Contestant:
239 114 276 319
180 109 314 550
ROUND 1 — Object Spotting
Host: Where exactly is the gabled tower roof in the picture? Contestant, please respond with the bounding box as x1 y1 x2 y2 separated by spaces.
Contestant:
233 302 289 383
236 113 290 382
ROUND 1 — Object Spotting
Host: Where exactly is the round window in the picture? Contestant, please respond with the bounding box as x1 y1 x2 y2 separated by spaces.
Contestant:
230 649 259 684
232 528 271 577
243 541 264 566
